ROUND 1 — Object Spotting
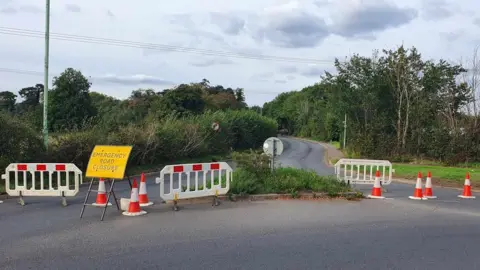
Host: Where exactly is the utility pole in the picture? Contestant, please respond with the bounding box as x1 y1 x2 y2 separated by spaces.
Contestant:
43 0 51 149
343 113 347 149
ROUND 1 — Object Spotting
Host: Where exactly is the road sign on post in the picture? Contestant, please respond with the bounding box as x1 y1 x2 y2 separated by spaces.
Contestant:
263 137 284 171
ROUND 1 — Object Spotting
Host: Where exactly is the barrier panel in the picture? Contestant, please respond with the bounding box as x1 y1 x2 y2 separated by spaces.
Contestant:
334 158 392 185
1 163 83 206
156 162 232 210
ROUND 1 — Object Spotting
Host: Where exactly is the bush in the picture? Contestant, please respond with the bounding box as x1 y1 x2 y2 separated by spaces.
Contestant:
0 113 45 170
230 150 351 195
46 110 277 170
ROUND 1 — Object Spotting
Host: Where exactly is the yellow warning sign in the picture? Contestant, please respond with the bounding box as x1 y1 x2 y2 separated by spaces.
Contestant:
86 145 132 179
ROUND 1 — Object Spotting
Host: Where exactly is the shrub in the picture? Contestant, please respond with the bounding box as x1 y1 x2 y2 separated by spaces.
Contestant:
229 150 352 195
0 113 45 170
45 110 277 171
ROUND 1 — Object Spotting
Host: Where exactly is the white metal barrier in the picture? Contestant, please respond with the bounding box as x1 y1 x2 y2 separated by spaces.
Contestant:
334 158 392 185
1 163 83 205
155 162 232 202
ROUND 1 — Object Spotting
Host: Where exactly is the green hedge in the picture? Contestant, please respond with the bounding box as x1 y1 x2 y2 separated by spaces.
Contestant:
0 110 277 171
0 113 45 170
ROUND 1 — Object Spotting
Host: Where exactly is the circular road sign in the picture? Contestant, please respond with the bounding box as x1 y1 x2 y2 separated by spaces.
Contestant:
262 137 284 157
211 122 220 132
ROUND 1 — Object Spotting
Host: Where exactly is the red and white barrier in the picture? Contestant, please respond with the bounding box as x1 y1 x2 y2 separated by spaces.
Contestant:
155 162 232 201
1 163 82 205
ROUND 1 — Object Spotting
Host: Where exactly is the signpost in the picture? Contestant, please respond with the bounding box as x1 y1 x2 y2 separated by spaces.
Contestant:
262 137 284 171
80 145 133 221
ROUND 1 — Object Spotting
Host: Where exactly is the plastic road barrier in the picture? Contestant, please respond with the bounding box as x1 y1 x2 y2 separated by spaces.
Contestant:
334 158 392 185
156 162 232 210
1 163 83 206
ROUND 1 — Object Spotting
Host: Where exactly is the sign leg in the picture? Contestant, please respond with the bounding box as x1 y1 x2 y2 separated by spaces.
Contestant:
101 179 116 221
106 179 120 211
80 178 94 219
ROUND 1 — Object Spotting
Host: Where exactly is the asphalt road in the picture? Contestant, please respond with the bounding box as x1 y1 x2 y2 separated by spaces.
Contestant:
1 137 480 269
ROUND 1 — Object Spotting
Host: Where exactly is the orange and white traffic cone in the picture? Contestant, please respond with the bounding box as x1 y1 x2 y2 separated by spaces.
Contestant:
138 173 154 207
122 179 147 216
423 171 437 199
458 172 475 199
367 170 385 199
409 172 427 200
92 178 112 207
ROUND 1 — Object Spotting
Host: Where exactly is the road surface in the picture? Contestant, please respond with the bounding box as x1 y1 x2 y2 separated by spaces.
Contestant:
1 137 480 269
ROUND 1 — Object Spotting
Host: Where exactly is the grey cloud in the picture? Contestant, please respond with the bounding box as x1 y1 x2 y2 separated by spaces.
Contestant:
255 11 330 48
210 12 245 35
314 0 332 7
275 79 287 84
0 7 16 14
286 75 296 80
474 18 480 27
65 4 81 13
278 66 298 73
1 5 42 14
93 74 174 86
299 66 325 77
331 3 417 38
440 30 464 42
190 58 235 67
169 13 196 28
421 0 453 21
107 10 115 18
251 72 274 82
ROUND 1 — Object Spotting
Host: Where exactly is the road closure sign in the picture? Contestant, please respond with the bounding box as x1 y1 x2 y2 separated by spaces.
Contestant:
85 145 132 179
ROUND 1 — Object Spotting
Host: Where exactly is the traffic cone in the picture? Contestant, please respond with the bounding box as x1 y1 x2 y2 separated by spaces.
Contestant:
458 172 476 199
423 171 437 199
122 179 147 216
139 173 154 207
367 170 385 199
409 172 427 200
92 178 112 207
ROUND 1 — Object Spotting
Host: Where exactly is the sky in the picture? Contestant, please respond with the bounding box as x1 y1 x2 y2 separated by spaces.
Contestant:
0 0 479 106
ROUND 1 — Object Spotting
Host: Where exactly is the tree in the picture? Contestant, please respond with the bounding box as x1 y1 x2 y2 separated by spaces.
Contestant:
0 91 17 112
155 84 205 116
48 68 96 131
18 84 44 107
265 45 480 163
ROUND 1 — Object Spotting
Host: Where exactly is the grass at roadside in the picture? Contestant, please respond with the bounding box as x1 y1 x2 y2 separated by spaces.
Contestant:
229 150 362 198
294 137 479 188
392 163 479 188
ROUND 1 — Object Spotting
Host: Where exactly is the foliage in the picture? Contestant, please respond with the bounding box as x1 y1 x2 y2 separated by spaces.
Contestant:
263 46 480 164
48 68 97 131
0 112 45 170
230 150 351 195
0 69 276 175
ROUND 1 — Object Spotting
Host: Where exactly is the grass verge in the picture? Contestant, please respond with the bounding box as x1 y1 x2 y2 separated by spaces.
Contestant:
392 163 479 188
229 150 361 198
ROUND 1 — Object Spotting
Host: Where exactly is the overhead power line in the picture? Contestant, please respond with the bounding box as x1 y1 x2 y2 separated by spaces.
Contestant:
0 67 287 95
0 26 337 64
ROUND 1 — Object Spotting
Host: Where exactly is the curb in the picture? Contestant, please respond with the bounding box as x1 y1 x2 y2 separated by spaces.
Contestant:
163 192 363 205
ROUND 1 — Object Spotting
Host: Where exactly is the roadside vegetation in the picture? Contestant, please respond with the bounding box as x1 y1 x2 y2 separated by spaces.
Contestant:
228 150 357 198
0 71 277 193
263 46 480 187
